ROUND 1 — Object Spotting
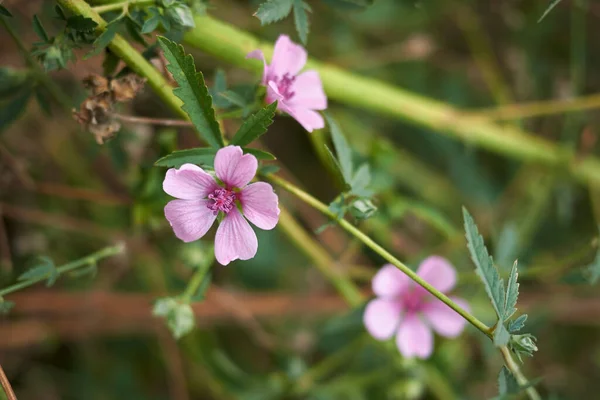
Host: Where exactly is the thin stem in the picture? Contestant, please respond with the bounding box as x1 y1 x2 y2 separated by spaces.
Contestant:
500 346 541 400
92 0 153 13
0 244 124 297
180 261 211 303
267 174 492 337
114 114 193 127
0 364 16 400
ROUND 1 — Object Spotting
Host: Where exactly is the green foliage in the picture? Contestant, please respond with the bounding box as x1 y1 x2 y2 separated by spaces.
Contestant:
242 148 276 160
139 0 195 34
293 0 311 44
0 86 32 133
508 314 528 333
463 207 506 319
510 334 538 363
157 36 224 148
0 296 14 315
231 101 278 146
88 20 120 57
0 4 12 17
254 0 294 25
18 256 59 287
538 0 563 23
32 15 49 42
329 115 353 185
497 367 520 398
152 297 195 339
504 260 519 321
155 147 217 168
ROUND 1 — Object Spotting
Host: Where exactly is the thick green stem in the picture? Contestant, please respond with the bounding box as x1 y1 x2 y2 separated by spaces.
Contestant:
267 174 492 337
179 14 600 185
0 244 124 297
92 0 153 13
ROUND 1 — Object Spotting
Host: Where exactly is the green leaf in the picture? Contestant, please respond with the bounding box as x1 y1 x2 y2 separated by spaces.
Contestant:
498 366 520 396
324 144 350 189
493 323 510 347
88 20 120 58
141 16 160 34
34 87 52 116
155 147 217 168
462 207 505 319
508 314 527 333
504 260 519 321
18 256 58 287
0 5 12 17
258 164 280 175
0 87 32 133
55 5 67 21
153 297 195 339
231 101 277 146
0 67 28 98
254 0 294 25
66 15 98 32
165 3 195 28
157 37 224 148
350 163 372 197
538 0 562 23
293 0 310 44
68 262 98 279
243 147 276 160
0 297 14 314
33 15 49 42
218 90 247 108
192 272 212 301
326 115 353 184
349 198 377 220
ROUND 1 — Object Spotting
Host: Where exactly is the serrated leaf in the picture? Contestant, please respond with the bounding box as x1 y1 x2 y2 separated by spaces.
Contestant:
153 297 195 339
508 314 527 333
254 0 294 25
538 0 562 23
231 101 277 146
493 322 510 346
293 0 310 44
463 207 505 318
158 37 224 148
504 260 519 320
498 366 520 396
326 115 353 184
33 15 49 42
243 147 276 160
87 20 120 58
18 256 58 287
155 147 217 168
0 5 12 17
66 15 98 32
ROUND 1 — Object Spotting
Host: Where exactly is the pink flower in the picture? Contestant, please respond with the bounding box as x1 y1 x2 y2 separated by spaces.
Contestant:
247 35 327 132
363 256 469 359
163 146 280 265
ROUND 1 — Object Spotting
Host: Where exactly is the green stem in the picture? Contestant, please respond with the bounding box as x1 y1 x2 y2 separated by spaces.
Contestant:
180 260 211 303
0 244 124 297
0 16 73 110
92 0 153 13
180 14 600 185
500 346 541 400
267 174 492 337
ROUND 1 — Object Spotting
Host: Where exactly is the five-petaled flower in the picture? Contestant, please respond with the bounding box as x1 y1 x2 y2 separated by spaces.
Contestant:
363 256 469 359
163 146 280 265
247 35 327 132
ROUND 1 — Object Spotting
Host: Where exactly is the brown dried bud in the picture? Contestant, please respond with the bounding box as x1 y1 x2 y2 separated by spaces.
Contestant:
82 74 110 96
73 92 120 145
110 74 146 102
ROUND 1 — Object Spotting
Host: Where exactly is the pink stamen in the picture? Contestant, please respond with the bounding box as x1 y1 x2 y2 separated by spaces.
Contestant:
207 188 236 215
277 73 296 99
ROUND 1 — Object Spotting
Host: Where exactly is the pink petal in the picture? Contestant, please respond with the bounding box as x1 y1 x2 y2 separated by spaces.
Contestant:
240 182 280 230
163 164 219 200
282 104 325 132
271 35 307 78
396 314 433 359
422 297 469 338
363 298 403 340
372 264 410 299
289 70 327 110
214 146 258 189
164 199 217 242
214 208 258 265
246 49 268 84
266 80 285 104
416 255 457 294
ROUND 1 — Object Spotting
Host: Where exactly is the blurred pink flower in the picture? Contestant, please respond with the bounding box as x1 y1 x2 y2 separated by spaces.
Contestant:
163 146 280 265
247 35 327 132
363 256 469 359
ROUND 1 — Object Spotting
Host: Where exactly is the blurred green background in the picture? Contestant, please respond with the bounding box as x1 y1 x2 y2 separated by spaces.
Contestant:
1 0 600 399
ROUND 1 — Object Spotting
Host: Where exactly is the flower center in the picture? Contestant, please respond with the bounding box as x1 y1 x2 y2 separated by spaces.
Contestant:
207 188 236 215
276 73 296 99
402 293 423 313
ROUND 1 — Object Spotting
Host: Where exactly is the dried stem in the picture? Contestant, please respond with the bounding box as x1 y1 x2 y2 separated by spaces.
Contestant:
114 114 193 127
